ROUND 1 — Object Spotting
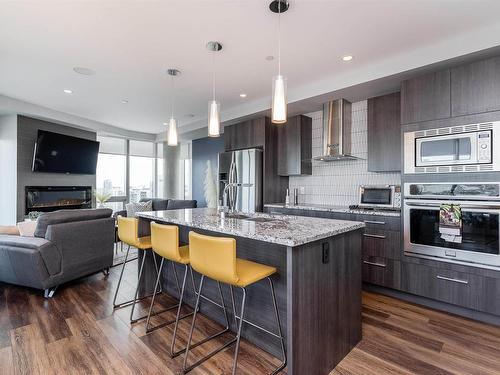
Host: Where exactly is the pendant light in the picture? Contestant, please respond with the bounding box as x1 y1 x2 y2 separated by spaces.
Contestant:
206 41 222 137
166 69 180 146
270 0 289 124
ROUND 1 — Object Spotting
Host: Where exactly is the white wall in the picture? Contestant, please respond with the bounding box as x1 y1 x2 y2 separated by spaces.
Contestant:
289 101 401 207
0 115 18 225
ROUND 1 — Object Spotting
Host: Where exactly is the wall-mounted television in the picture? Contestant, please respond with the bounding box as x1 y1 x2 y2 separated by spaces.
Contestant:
32 130 100 174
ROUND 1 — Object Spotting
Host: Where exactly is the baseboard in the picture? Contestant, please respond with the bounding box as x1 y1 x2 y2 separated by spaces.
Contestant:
363 283 500 327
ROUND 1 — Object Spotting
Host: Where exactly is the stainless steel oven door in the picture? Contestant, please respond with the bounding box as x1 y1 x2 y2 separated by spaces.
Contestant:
404 199 500 268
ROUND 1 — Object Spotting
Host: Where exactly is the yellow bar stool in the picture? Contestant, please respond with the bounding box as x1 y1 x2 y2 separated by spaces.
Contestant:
144 222 198 357
183 231 286 375
112 216 162 323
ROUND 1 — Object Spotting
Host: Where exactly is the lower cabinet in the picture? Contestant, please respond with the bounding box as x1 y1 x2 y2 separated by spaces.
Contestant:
401 262 500 315
362 256 401 289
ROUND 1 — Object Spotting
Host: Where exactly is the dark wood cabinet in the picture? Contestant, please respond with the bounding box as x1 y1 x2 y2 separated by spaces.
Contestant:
223 117 288 205
451 55 500 117
367 92 401 172
277 115 312 176
224 118 266 151
362 256 401 290
401 69 451 124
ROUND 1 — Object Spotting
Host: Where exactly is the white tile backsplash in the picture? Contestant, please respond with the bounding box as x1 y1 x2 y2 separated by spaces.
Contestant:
289 100 401 206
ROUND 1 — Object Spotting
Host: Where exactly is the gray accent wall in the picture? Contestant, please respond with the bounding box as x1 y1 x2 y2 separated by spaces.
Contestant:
191 136 225 207
16 116 97 221
0 115 18 225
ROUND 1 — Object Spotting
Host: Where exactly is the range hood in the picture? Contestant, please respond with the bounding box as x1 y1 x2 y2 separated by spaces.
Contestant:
313 99 359 161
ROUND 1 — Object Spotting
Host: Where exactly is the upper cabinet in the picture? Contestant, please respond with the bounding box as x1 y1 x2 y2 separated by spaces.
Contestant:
367 92 401 172
277 115 312 176
224 118 266 151
401 69 451 125
451 55 500 117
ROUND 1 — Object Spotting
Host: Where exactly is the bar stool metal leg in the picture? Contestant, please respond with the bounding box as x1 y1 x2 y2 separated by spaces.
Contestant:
268 277 287 374
183 275 237 373
113 244 131 308
232 287 247 375
129 251 148 322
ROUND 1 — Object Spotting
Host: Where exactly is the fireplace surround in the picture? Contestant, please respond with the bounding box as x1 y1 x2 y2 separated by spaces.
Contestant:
25 186 92 215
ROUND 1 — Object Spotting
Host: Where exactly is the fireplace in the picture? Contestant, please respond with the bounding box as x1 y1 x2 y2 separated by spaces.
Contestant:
25 186 92 215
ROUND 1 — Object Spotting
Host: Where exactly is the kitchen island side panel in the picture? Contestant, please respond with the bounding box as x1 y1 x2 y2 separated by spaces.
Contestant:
287 228 363 375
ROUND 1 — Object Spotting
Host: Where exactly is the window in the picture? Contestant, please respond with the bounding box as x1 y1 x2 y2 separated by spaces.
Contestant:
129 140 155 203
96 136 166 210
96 136 127 212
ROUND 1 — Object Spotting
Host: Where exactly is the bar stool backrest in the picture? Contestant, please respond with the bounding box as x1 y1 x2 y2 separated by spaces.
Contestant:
117 216 139 246
150 222 182 262
188 231 239 285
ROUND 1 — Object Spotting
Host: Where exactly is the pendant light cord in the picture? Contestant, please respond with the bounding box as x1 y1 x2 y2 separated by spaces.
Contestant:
212 50 216 101
278 0 281 76
171 75 175 119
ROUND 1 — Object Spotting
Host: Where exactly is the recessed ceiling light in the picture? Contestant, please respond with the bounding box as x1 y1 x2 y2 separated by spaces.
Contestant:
63 89 73 94
121 99 128 104
163 122 168 126
240 93 247 98
73 67 96 76
265 55 274 61
342 55 353 61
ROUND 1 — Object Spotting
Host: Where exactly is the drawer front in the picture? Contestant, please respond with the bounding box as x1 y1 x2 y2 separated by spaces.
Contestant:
401 262 482 310
355 214 401 231
362 229 401 260
362 256 401 289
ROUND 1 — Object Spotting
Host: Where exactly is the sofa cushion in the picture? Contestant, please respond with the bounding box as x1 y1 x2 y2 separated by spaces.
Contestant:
167 199 197 210
140 198 169 211
126 200 153 217
34 208 113 238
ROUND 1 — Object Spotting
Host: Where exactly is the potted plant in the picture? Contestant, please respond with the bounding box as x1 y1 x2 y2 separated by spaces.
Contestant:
94 190 111 208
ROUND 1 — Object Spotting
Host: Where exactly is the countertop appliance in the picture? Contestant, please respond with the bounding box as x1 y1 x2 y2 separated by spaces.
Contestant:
404 182 500 269
358 185 401 209
218 148 263 213
404 121 500 174
313 99 359 161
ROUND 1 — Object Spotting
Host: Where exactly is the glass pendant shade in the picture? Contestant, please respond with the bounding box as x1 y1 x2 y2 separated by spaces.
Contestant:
271 75 287 124
167 117 178 146
208 100 220 137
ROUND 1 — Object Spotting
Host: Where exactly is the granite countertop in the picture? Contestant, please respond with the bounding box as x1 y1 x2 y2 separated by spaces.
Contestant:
137 208 364 247
265 203 401 217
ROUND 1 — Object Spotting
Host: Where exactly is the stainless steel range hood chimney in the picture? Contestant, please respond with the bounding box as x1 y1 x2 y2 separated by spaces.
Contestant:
313 99 359 161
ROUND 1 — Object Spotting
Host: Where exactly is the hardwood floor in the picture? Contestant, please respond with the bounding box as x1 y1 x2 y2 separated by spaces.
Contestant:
1 260 500 375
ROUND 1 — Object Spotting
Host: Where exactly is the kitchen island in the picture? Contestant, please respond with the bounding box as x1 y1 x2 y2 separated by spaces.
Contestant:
136 208 364 375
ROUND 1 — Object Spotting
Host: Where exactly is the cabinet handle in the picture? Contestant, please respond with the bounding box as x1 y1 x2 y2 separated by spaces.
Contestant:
436 275 469 285
363 233 387 239
363 260 387 268
364 220 386 225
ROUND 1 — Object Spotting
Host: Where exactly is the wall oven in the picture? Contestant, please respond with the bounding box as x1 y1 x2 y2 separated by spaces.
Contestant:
404 182 500 269
404 121 500 174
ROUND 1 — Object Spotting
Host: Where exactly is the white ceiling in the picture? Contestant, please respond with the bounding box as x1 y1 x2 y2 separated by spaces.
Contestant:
2 0 500 137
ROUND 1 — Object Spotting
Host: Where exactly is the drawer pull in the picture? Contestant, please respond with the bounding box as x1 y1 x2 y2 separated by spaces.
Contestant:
363 260 387 268
436 275 469 285
364 220 386 225
363 233 387 239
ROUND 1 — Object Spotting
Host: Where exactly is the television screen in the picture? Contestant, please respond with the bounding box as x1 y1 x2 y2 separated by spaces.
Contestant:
32 130 100 174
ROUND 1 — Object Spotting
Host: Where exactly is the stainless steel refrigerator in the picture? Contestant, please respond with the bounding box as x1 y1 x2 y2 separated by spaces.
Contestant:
218 148 263 213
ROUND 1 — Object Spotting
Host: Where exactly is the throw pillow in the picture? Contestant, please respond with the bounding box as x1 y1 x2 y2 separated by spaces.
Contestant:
17 220 38 237
126 200 153 218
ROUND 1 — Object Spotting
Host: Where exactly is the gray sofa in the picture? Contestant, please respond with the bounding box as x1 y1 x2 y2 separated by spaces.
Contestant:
113 198 197 218
0 208 115 297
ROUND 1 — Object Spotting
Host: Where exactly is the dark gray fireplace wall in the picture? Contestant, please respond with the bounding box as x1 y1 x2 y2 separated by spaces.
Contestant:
16 116 96 222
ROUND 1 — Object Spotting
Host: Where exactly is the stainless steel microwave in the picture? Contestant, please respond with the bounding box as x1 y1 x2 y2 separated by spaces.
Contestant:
404 121 500 174
358 185 401 209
